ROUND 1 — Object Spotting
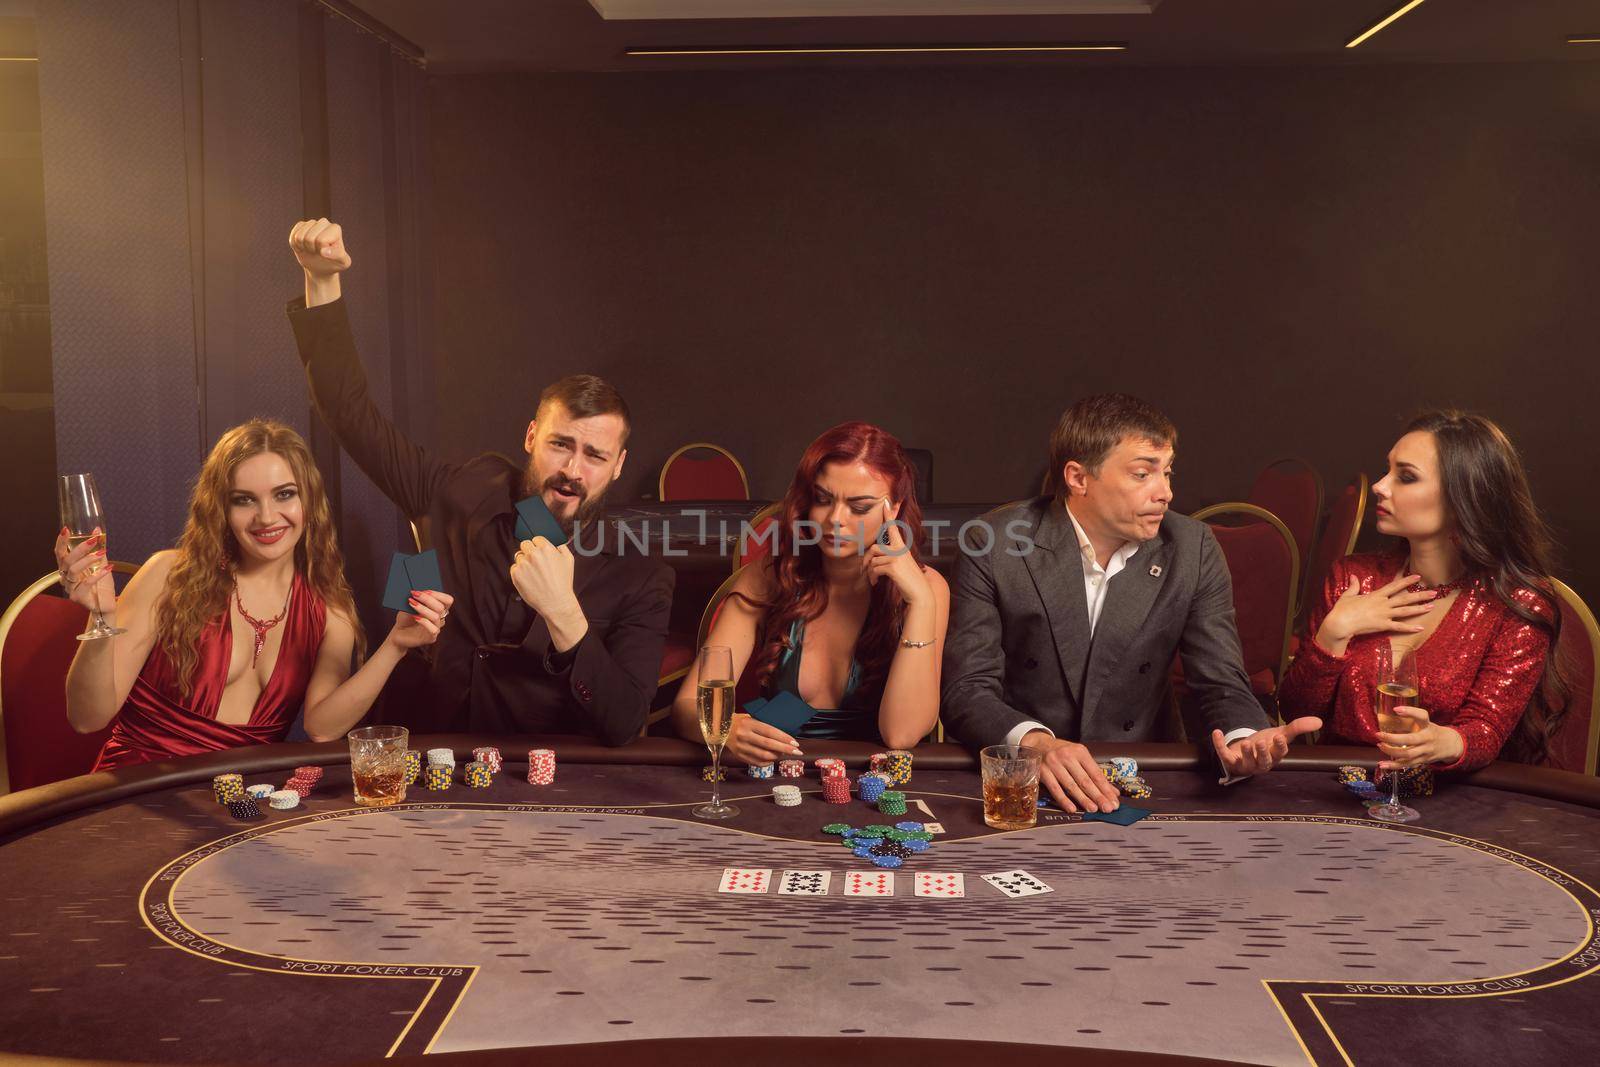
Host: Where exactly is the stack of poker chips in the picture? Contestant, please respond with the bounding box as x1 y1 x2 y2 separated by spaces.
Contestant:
426 748 455 773
701 765 727 782
885 750 914 785
777 759 805 778
422 762 453 791
1098 757 1151 800
226 796 263 821
772 784 802 807
857 774 889 804
821 776 851 804
472 746 503 774
528 748 557 786
1374 764 1435 798
868 752 890 775
877 790 908 816
284 765 323 798
268 789 301 811
245 784 275 800
824 822 935 868
746 762 776 779
465 761 493 788
403 750 423 786
212 774 245 805
814 758 846 779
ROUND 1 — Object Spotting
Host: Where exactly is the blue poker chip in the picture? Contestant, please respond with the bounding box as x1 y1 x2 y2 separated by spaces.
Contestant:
1037 797 1051 808
894 821 924 832
903 838 930 852
870 855 904 869
852 846 875 858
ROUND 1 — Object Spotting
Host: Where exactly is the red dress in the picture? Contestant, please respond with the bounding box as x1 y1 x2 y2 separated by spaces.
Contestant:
1279 552 1553 771
93 575 328 771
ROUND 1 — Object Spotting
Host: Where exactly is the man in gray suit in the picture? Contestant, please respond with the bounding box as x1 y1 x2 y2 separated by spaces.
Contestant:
941 394 1320 813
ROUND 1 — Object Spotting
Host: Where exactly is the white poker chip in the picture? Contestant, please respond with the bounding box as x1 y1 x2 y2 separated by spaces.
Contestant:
267 789 301 810
246 784 275 799
425 747 455 766
772 784 803 807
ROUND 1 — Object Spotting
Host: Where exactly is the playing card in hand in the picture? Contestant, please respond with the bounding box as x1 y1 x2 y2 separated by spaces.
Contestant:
777 870 832 896
718 868 771 894
982 869 1053 898
914 872 965 898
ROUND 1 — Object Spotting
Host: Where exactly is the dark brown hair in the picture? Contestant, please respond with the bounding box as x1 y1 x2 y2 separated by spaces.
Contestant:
538 374 632 444
1043 393 1178 501
1404 409 1567 764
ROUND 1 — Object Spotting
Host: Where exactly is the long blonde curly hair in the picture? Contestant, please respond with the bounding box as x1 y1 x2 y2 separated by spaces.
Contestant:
155 419 364 698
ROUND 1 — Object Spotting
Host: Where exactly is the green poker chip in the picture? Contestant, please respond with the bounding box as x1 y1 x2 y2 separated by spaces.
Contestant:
822 823 853 835
864 824 894 834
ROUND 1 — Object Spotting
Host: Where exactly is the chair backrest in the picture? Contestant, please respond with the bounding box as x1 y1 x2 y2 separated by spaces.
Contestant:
696 565 767 706
1248 458 1322 609
0 564 139 795
1301 473 1368 622
735 501 783 574
1547 579 1599 776
659 443 749 502
1191 503 1299 689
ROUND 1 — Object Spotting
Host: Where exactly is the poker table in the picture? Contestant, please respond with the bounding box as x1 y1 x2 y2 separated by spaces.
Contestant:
3 740 1598 1067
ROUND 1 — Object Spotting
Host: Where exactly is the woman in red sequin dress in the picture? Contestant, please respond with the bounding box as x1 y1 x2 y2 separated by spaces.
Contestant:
1280 411 1564 771
53 419 455 771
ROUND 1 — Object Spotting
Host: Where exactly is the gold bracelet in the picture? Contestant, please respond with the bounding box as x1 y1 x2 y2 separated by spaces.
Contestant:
899 638 934 649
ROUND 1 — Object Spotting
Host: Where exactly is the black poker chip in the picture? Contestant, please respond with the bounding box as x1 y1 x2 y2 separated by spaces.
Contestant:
868 840 912 860
227 797 263 820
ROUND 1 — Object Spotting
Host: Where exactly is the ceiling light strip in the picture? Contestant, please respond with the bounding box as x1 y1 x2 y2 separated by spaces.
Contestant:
626 44 1126 57
1345 0 1429 49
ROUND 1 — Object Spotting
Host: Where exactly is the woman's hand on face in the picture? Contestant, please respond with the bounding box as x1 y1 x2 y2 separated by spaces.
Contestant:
863 502 931 606
723 713 801 766
53 526 114 613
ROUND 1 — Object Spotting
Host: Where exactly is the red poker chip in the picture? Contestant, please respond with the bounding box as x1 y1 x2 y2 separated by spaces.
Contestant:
293 766 324 781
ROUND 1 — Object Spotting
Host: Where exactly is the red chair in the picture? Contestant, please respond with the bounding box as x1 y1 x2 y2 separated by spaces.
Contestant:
1185 503 1299 707
1248 459 1322 613
735 501 783 574
0 564 139 794
1547 579 1598 776
1300 473 1368 617
659 443 749 502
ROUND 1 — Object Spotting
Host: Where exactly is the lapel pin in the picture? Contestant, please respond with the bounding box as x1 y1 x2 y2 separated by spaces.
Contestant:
1149 565 1163 578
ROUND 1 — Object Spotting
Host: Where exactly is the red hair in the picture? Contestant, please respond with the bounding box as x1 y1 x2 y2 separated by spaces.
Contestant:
741 421 925 696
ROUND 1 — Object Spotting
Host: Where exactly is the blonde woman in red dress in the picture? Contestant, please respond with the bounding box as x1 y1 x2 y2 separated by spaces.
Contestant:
1280 411 1565 772
53 419 452 771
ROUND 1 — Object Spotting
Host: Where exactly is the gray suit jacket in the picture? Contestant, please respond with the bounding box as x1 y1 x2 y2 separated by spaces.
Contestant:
941 497 1270 751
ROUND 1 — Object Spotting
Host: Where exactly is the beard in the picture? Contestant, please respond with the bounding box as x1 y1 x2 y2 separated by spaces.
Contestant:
525 467 608 534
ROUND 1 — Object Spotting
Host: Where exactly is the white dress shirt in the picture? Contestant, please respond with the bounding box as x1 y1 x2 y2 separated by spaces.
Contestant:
1004 503 1257 763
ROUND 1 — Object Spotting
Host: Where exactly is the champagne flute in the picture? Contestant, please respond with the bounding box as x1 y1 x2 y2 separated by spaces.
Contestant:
693 644 739 820
1369 644 1420 823
58 473 125 640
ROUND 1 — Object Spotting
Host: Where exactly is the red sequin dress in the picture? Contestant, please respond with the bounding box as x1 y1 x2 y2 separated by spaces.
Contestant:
1279 552 1553 771
92 575 327 771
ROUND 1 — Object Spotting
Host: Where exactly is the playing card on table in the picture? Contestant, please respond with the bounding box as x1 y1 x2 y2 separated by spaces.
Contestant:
982 869 1053 899
777 870 832 896
914 872 965 898
718 868 771 894
843 870 894 897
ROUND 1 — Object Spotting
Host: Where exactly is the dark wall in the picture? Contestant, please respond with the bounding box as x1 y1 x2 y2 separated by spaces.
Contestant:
425 62 1600 605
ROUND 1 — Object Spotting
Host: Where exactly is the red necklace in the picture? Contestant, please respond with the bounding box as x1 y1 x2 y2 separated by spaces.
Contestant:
234 582 291 665
1404 559 1471 601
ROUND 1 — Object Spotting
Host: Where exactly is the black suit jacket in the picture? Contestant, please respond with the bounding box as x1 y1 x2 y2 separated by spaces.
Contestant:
940 497 1269 751
286 296 672 744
